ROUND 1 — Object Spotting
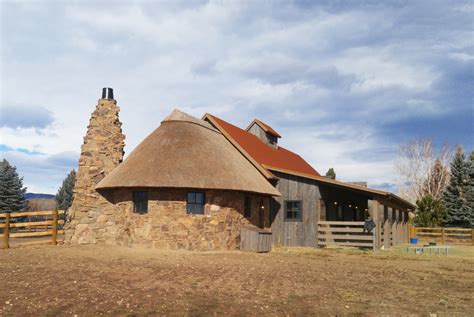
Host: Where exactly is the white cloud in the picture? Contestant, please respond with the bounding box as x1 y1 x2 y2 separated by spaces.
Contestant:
1 0 472 194
1 150 78 194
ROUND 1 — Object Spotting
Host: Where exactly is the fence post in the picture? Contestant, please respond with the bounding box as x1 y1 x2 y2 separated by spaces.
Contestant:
4 212 10 249
373 227 377 251
441 228 445 245
52 210 58 246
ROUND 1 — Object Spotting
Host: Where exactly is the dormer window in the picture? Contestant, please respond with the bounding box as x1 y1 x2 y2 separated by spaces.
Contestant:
245 119 281 148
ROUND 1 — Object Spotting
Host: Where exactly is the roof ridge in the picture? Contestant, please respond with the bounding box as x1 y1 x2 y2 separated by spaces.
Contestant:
163 109 220 133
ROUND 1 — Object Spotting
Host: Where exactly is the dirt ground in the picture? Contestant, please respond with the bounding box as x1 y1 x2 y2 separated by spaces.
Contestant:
1 244 473 316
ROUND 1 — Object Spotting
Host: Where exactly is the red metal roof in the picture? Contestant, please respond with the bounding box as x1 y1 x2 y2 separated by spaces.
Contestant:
206 114 321 178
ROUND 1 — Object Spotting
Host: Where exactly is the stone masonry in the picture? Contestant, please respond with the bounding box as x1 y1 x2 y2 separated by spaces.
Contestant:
64 95 270 250
97 189 264 250
65 98 125 244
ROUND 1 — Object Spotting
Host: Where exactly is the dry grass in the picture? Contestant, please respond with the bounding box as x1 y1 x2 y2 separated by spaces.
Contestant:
1 244 473 316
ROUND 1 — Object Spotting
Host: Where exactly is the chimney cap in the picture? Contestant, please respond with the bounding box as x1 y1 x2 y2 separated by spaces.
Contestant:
101 87 114 100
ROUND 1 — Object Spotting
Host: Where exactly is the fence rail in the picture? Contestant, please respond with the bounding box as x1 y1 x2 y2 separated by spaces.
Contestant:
0 210 65 249
410 225 474 245
317 221 375 249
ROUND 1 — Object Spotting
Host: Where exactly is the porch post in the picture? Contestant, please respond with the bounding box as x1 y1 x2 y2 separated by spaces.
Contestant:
368 200 381 250
389 207 395 246
383 212 390 249
393 208 399 246
395 209 400 245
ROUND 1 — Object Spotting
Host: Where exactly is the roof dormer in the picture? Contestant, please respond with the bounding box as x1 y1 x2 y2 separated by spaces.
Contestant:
245 119 281 148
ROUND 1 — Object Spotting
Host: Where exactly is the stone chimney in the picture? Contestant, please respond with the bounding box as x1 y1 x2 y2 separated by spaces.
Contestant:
65 88 125 244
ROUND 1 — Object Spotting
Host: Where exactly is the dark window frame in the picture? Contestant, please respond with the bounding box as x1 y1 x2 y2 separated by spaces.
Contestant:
267 134 277 145
186 191 205 215
133 191 148 214
284 200 303 222
244 196 252 218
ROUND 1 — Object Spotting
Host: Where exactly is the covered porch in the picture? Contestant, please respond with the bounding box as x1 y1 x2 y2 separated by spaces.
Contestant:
317 181 414 250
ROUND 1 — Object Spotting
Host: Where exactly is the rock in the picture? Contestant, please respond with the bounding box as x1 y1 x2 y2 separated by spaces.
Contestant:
65 98 125 244
210 204 220 212
97 215 108 226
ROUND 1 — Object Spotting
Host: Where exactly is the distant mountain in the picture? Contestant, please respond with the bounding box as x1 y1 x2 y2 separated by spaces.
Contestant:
24 193 55 200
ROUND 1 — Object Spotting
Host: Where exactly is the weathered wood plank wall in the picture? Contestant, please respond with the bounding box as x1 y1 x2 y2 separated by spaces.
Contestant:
247 124 268 144
271 172 320 247
240 227 272 252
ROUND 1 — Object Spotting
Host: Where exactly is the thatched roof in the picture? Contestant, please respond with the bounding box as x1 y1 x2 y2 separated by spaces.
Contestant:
96 109 281 196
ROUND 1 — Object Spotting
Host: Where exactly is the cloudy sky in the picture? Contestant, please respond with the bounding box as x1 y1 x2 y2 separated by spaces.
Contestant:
1 0 473 194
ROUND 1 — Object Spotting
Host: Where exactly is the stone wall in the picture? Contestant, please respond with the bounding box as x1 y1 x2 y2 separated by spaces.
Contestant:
65 98 125 244
64 95 272 250
94 188 269 250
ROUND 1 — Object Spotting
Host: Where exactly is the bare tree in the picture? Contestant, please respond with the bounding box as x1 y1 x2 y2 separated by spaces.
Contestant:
27 198 57 211
396 139 453 203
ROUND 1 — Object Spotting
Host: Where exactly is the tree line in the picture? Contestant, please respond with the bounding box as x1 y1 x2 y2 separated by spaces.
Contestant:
2 139 473 228
0 159 76 214
396 140 473 228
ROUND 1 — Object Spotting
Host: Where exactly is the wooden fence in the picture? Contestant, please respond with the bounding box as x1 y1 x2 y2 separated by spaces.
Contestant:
317 221 375 249
0 210 65 249
410 225 474 245
378 220 409 249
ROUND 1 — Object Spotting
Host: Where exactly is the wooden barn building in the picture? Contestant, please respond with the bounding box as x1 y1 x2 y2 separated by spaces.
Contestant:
66 89 414 251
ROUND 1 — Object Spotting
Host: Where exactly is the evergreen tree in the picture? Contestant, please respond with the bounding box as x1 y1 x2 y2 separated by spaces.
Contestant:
414 194 446 227
326 168 336 180
0 159 27 213
442 147 470 227
55 169 76 211
465 151 474 226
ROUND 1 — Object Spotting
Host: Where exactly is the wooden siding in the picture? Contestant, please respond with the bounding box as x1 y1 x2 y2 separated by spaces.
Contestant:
240 227 273 252
247 123 277 147
271 171 320 247
269 172 410 250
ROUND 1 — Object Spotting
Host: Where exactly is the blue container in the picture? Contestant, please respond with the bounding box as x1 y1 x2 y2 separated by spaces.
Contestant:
410 237 418 244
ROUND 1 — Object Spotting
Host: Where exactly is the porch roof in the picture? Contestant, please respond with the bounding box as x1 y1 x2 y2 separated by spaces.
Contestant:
266 165 416 210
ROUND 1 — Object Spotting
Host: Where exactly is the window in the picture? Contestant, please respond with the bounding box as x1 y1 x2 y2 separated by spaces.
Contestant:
267 134 277 145
187 192 205 214
284 200 302 221
244 196 252 218
133 191 148 214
